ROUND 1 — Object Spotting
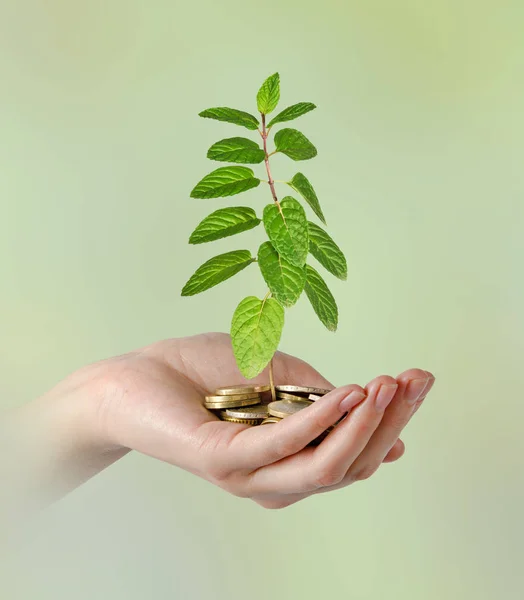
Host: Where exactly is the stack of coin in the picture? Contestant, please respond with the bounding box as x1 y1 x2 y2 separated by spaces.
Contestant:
265 386 335 445
274 385 332 401
205 384 337 445
204 385 271 424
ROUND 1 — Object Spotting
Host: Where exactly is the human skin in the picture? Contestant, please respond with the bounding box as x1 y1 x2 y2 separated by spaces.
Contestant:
0 332 435 516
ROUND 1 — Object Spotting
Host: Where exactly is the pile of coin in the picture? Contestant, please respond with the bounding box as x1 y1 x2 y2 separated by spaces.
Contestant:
204 384 335 444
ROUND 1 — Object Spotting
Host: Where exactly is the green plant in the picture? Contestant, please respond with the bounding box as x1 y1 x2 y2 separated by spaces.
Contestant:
182 73 347 381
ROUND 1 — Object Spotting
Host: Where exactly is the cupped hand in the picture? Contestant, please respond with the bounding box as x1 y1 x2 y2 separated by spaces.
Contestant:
85 332 435 509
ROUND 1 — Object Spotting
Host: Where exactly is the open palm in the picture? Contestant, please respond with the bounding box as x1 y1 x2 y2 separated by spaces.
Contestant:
95 332 434 509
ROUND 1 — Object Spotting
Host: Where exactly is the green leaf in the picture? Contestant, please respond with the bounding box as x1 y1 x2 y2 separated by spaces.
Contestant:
274 128 317 161
257 73 280 115
189 207 261 244
263 197 309 267
268 102 316 128
304 265 338 331
181 250 254 296
207 137 265 164
258 241 306 307
287 173 326 225
198 107 259 131
231 295 285 379
308 222 347 280
191 166 260 199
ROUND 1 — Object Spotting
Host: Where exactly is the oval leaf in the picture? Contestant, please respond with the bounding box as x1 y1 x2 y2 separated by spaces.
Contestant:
207 137 265 164
231 295 285 379
268 102 316 128
198 107 259 131
304 264 338 331
191 166 260 199
274 128 317 161
258 241 306 307
257 73 280 115
263 197 309 267
181 250 254 296
189 207 261 244
308 222 347 280
287 173 326 224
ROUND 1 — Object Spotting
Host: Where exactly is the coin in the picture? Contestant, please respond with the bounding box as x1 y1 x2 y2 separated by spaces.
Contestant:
260 417 283 425
308 394 323 401
276 391 308 402
205 392 260 402
215 385 271 396
268 399 313 419
219 415 260 425
204 397 261 410
276 385 332 396
225 405 269 420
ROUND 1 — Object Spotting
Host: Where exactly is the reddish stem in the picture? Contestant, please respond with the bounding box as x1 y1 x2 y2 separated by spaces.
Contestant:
261 114 279 205
260 115 279 400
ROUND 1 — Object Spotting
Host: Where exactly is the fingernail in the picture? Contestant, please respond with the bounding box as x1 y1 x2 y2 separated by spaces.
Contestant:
375 384 398 412
405 378 429 405
340 390 366 412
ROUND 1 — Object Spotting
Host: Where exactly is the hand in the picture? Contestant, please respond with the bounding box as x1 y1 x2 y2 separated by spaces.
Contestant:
82 332 435 509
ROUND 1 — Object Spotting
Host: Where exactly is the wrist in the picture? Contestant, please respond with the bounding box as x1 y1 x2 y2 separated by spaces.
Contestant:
19 364 114 451
6 363 130 507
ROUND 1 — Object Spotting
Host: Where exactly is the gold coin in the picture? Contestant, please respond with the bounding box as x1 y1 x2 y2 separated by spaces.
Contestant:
276 385 332 396
225 405 269 420
204 397 261 410
214 385 271 396
268 399 313 419
276 391 308 402
260 417 283 425
205 392 260 402
219 415 260 425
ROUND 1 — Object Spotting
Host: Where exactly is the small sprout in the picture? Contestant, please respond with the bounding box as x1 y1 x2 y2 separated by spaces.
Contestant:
182 73 347 379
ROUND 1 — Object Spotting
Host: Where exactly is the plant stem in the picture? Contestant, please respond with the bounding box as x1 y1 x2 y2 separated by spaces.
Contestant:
261 114 280 207
261 114 279 399
269 358 276 402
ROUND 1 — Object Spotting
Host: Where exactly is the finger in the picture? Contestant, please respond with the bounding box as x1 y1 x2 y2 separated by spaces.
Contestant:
410 392 428 417
346 369 434 482
253 439 404 508
244 376 399 496
225 385 367 472
314 371 434 495
382 438 405 463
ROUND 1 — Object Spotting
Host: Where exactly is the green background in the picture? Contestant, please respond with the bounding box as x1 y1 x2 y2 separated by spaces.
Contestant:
1 1 523 598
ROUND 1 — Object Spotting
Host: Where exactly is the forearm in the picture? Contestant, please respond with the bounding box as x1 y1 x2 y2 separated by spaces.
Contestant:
0 367 128 526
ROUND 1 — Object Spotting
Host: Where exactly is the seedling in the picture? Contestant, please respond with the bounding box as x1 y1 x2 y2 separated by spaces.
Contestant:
182 73 347 389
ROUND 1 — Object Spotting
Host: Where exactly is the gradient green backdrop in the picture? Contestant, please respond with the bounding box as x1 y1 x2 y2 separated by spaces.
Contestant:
1 1 523 598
